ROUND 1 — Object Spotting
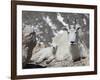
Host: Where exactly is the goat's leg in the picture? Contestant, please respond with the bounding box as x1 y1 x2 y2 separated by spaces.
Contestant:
46 56 55 64
36 56 45 64
79 43 88 59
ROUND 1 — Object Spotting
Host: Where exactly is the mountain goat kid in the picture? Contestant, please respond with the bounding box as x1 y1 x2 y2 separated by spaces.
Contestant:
30 44 57 64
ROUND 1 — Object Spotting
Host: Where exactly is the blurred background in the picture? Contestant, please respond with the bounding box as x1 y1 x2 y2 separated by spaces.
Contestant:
22 11 89 48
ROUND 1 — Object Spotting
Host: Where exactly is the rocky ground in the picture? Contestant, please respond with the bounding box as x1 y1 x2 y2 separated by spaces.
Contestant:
29 56 89 68
28 44 89 68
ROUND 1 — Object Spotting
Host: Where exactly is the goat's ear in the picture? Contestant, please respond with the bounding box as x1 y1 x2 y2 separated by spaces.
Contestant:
77 27 80 30
76 24 81 30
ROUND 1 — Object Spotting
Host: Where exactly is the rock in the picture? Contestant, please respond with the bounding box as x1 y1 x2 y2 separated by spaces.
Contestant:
22 25 37 67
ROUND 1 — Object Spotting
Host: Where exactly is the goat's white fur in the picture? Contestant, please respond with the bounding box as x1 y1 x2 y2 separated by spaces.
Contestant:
31 46 55 63
52 30 72 61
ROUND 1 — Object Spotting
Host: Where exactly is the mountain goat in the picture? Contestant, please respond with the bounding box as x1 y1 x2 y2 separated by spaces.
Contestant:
56 13 88 61
30 44 57 64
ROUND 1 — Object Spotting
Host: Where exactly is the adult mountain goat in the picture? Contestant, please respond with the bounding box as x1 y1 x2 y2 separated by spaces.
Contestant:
56 13 88 61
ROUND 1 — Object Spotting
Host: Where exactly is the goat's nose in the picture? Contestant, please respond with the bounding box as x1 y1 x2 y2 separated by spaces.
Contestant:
71 41 75 44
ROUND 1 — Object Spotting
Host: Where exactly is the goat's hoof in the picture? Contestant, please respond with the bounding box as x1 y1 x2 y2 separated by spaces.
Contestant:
81 57 86 59
73 57 81 62
46 61 50 64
